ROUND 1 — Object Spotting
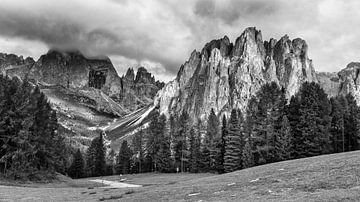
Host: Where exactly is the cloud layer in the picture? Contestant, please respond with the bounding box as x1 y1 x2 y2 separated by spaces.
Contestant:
0 0 359 81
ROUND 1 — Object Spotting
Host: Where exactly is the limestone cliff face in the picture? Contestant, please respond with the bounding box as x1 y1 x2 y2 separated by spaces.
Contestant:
155 27 318 121
118 67 164 111
28 49 122 96
316 62 360 104
337 63 360 102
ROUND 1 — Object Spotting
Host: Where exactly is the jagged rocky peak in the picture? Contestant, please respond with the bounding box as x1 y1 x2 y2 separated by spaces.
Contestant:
124 68 135 81
0 52 35 78
337 62 360 102
155 27 318 123
316 62 360 104
28 49 122 96
135 67 155 84
231 27 265 58
118 66 164 110
201 35 233 58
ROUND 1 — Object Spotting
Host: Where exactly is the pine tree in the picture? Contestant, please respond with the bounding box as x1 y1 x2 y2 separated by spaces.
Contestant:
330 96 346 153
345 94 359 151
242 140 254 169
106 149 116 175
157 114 172 172
250 82 286 164
206 109 219 172
291 82 331 158
218 115 227 173
189 128 201 173
288 95 301 158
95 132 107 176
173 111 190 172
275 115 292 161
132 130 144 173
224 109 241 173
86 132 106 177
146 112 167 172
116 140 132 174
68 149 84 179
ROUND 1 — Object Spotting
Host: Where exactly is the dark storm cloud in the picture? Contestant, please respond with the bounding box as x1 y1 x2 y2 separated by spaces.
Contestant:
0 0 360 82
194 0 278 24
0 4 179 77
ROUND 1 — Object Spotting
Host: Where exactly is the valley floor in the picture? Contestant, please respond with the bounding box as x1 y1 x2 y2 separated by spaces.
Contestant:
1 151 360 201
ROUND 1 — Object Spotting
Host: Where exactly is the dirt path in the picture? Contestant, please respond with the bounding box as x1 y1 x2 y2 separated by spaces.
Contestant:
89 179 142 188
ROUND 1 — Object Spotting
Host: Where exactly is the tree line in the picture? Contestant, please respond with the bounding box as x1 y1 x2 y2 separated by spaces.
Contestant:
69 81 360 178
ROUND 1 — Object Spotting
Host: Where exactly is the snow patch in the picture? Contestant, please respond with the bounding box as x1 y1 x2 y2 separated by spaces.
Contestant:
134 105 155 125
188 192 201 197
250 178 259 182
90 179 142 188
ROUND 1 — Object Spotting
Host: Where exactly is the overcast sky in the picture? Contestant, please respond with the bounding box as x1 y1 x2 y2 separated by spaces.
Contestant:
0 0 359 82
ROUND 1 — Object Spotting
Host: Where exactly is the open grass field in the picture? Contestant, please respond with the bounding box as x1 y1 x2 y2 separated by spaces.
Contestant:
1 151 360 201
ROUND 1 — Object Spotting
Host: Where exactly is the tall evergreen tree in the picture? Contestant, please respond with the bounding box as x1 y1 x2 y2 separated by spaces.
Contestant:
242 140 254 169
224 109 241 173
275 115 292 161
86 132 106 177
146 111 166 172
345 94 360 151
330 96 346 153
214 115 228 173
189 128 201 173
68 149 84 179
290 82 331 158
132 130 144 173
206 109 219 172
250 82 286 164
116 140 132 174
173 111 190 172
157 114 172 172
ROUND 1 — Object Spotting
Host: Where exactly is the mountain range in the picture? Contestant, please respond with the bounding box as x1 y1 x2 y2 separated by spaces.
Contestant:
1 27 360 150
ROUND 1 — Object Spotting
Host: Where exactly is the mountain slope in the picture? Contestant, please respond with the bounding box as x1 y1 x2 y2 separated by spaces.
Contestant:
1 151 359 201
0 49 164 149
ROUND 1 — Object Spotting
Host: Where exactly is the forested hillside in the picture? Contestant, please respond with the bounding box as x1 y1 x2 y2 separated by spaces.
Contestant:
0 76 68 180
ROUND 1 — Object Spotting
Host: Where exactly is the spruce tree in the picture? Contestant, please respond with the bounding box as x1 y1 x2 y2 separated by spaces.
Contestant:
242 140 254 169
291 82 331 158
146 112 167 172
189 128 201 173
218 115 227 173
224 109 241 173
275 115 292 161
68 149 84 179
157 114 172 172
173 111 190 172
250 82 285 164
345 94 359 151
206 109 219 172
330 96 346 153
86 132 106 177
116 140 132 174
132 130 144 173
